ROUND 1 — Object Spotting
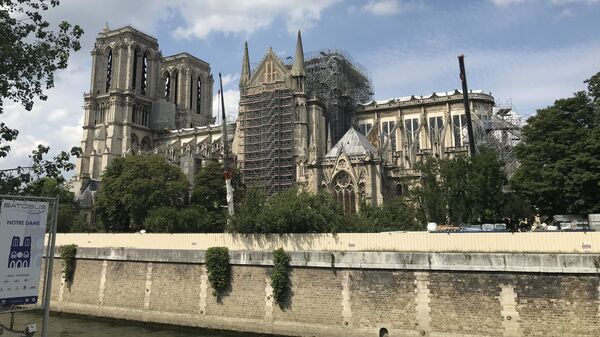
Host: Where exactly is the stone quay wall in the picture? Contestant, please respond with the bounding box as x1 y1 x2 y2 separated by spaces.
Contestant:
40 246 600 337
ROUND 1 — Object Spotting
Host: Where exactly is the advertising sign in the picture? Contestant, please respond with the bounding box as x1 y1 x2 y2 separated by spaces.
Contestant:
0 199 48 306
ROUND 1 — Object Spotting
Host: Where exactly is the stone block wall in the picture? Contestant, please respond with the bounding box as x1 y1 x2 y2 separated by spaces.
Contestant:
40 249 600 337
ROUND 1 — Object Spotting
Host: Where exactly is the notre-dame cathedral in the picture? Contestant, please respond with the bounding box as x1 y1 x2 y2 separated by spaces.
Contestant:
73 25 495 216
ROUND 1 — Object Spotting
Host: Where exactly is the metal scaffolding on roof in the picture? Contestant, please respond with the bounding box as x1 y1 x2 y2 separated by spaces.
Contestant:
305 49 373 143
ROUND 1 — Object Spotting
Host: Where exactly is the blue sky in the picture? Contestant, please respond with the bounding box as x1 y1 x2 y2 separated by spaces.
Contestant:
2 0 600 170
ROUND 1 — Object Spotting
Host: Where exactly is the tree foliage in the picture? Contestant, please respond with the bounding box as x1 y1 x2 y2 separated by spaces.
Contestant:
94 155 189 232
351 197 422 232
205 247 230 297
512 72 600 215
143 205 224 233
230 188 349 233
0 0 83 157
411 148 513 225
191 161 245 212
271 248 291 306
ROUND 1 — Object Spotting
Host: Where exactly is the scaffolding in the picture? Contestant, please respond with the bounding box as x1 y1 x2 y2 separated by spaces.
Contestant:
238 87 295 195
472 101 523 178
305 49 373 143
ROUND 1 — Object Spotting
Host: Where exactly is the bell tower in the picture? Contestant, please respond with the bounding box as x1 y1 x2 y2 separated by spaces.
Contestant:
73 25 161 193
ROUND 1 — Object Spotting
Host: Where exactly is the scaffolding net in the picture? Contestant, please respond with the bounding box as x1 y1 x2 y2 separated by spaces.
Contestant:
305 49 373 144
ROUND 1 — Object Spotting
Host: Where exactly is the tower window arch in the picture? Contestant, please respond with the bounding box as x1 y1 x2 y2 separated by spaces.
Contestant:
189 74 194 110
132 47 139 90
141 51 149 95
196 76 202 114
106 49 113 92
164 72 171 100
173 69 179 106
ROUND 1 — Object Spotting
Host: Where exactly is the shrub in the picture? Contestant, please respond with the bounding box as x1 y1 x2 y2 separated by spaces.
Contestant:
59 244 77 288
205 247 230 296
271 248 291 306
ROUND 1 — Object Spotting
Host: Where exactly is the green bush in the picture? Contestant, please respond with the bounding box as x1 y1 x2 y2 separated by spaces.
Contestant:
59 244 77 288
271 248 291 306
205 247 230 296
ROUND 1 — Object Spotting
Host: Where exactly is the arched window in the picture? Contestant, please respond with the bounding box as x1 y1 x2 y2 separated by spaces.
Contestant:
173 70 179 106
106 49 113 92
196 76 202 114
189 74 194 110
332 171 356 214
141 52 148 95
132 48 139 90
164 72 171 100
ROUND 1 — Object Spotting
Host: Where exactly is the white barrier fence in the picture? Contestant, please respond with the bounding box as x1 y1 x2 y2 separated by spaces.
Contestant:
47 231 600 253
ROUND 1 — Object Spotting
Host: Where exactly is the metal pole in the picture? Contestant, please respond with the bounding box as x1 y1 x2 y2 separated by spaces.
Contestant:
41 196 59 337
219 73 234 216
458 55 477 156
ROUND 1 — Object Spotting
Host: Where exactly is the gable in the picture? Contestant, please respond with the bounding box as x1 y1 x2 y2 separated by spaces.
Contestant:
249 49 289 86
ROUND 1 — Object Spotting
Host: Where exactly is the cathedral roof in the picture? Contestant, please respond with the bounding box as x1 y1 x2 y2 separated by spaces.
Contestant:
325 127 380 159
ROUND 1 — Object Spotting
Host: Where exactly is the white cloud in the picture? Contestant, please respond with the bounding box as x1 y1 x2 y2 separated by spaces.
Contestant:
491 0 599 5
361 0 425 16
364 42 600 116
172 0 338 38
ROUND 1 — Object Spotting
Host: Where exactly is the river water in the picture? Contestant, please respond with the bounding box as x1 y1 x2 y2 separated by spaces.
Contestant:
0 311 276 337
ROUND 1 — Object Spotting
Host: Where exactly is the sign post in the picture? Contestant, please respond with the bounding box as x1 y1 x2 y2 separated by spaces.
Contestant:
0 199 49 306
0 195 57 337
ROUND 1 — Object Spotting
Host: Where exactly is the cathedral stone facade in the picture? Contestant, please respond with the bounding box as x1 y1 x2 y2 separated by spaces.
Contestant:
73 26 227 201
74 26 495 216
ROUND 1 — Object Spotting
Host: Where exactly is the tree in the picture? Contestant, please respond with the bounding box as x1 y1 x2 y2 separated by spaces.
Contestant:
143 205 223 233
512 72 600 215
411 158 446 224
230 188 348 233
351 197 421 232
190 161 245 212
0 145 81 195
94 155 189 232
0 0 83 157
25 177 84 232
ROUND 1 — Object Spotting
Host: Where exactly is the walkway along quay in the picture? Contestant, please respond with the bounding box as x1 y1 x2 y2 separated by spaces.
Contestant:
40 232 600 337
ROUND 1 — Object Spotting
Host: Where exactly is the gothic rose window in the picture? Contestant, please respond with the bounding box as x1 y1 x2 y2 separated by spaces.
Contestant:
333 171 356 214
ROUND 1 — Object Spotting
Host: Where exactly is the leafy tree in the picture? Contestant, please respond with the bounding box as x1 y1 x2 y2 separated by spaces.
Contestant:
230 188 348 233
351 197 421 232
0 145 81 194
25 177 83 232
0 0 83 157
95 155 189 232
512 72 600 215
143 206 223 233
228 187 266 233
191 161 245 212
467 148 507 223
411 158 446 224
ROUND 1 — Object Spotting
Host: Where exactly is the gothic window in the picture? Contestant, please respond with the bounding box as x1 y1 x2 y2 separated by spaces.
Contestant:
382 120 396 151
452 114 467 147
173 70 179 106
106 49 113 92
428 116 443 147
141 52 148 95
332 171 356 214
196 76 202 114
405 118 420 150
132 48 139 90
164 72 171 100
189 75 194 110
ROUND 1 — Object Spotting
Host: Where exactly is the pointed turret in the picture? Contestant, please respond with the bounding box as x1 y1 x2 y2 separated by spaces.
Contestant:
240 41 251 86
291 30 305 77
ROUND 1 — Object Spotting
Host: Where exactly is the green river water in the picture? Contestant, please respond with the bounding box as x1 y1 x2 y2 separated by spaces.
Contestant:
0 311 278 337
